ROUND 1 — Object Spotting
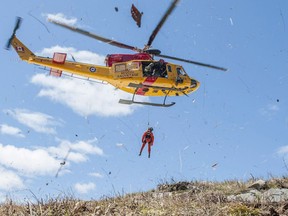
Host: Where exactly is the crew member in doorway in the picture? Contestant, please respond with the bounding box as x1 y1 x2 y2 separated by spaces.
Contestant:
144 59 167 77
139 127 154 158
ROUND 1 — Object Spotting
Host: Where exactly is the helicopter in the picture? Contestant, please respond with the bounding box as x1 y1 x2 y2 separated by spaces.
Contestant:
6 0 227 107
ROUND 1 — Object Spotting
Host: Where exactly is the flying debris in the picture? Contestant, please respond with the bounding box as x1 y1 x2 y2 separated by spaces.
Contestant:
55 148 71 178
71 54 76 62
28 12 50 33
116 143 128 151
115 7 119 12
131 4 143 28
229 17 234 26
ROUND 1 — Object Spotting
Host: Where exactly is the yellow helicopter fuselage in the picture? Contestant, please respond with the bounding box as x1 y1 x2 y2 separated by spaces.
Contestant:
11 36 200 98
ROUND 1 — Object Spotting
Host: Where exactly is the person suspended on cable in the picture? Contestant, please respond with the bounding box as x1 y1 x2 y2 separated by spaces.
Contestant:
139 127 154 158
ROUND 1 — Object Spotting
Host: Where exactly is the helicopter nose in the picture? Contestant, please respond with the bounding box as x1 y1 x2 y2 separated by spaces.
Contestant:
190 79 198 88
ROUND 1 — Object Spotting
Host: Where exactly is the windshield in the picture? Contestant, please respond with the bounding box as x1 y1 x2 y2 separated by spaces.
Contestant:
177 67 187 76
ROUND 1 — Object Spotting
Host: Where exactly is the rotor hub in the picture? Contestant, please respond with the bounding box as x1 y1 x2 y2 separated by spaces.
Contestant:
144 49 161 55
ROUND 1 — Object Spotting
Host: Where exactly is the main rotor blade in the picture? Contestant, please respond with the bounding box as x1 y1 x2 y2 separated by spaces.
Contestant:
145 0 180 49
157 54 228 71
49 19 141 52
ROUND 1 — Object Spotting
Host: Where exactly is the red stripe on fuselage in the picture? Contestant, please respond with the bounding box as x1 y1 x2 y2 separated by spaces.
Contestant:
136 76 158 95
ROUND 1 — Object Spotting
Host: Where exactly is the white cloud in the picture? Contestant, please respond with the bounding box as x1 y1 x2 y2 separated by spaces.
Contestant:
116 143 128 151
277 146 288 155
259 104 280 117
0 144 60 176
71 140 103 155
0 137 104 191
46 138 104 163
31 73 140 117
5 109 60 134
0 138 103 176
37 46 105 65
89 172 103 178
74 182 96 194
0 166 24 191
116 143 124 147
44 13 77 25
0 124 24 138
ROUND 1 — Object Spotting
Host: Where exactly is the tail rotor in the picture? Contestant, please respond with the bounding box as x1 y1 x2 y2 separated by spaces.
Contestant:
6 17 22 50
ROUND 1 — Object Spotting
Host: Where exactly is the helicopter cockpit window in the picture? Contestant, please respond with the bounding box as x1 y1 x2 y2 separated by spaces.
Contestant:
167 65 172 72
177 67 187 76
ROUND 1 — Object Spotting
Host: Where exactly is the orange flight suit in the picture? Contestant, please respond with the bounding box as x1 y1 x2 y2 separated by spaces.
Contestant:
139 129 154 158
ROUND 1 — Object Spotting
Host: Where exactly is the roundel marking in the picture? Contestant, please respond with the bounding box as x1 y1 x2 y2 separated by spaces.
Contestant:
89 67 96 72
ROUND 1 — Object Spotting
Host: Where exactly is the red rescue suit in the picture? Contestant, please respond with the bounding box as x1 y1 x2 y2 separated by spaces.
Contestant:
139 129 154 158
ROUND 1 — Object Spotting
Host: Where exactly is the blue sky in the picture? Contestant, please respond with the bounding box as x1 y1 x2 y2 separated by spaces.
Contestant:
0 0 288 201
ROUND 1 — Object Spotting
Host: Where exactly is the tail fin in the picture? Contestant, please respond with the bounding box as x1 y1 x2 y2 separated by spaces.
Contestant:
11 36 35 61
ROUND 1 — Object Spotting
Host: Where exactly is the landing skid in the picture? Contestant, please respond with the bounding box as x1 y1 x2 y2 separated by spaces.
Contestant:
119 99 175 107
119 90 175 107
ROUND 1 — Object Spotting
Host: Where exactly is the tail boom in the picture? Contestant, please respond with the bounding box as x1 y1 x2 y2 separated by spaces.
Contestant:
11 36 112 82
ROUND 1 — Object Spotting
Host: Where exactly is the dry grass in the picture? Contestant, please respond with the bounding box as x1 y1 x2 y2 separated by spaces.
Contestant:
1 178 288 215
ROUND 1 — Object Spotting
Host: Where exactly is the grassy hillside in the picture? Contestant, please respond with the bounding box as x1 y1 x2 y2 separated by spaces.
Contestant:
1 177 288 215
